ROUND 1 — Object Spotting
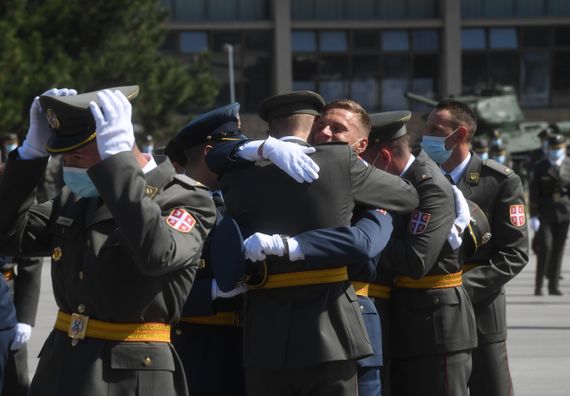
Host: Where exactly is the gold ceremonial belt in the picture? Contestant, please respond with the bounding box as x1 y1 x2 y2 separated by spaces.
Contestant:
2 269 14 282
462 263 483 273
351 281 370 297
368 284 392 300
256 266 349 289
180 312 239 326
395 271 463 289
55 311 171 342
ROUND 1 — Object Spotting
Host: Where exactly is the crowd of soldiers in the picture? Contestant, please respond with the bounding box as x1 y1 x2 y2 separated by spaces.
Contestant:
0 84 536 396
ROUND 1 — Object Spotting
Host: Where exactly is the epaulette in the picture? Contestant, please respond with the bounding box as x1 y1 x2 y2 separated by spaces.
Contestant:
483 159 515 178
171 174 210 190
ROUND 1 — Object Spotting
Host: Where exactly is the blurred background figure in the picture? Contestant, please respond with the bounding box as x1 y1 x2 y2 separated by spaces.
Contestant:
141 134 154 154
489 142 512 167
472 137 490 161
530 134 570 296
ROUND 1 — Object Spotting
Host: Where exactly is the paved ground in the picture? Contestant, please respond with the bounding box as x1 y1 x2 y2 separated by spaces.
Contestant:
26 243 570 395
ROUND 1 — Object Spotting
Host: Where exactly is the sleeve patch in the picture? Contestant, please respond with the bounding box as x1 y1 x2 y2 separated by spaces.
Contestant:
509 204 526 228
166 208 196 233
409 210 431 235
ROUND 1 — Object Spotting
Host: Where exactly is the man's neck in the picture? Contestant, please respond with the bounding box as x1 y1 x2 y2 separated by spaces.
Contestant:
441 144 469 173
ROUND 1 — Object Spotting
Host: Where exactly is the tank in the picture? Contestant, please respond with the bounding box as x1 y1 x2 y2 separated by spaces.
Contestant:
405 86 556 155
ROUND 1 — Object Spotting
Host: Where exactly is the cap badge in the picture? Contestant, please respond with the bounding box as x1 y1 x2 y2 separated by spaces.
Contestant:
46 109 61 130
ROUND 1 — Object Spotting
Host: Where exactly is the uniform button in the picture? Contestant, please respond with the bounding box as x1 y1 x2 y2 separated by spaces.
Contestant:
175 328 182 336
78 271 84 280
359 305 364 310
77 304 86 313
71 339 79 347
143 356 152 366
432 297 440 305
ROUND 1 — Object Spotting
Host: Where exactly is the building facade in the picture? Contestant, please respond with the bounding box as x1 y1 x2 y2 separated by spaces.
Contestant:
160 0 570 129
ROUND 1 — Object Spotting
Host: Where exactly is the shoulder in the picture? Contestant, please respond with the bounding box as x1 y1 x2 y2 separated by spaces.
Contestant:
482 159 516 179
166 174 211 194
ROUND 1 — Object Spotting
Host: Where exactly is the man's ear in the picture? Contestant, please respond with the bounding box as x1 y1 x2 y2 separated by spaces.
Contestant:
354 137 369 154
446 126 468 149
203 144 214 157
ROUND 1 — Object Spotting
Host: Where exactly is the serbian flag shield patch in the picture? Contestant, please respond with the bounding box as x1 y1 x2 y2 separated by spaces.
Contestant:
166 208 196 233
509 204 526 227
409 210 431 235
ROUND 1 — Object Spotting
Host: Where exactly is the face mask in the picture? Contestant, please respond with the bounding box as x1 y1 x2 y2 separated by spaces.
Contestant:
422 129 458 164
491 155 506 164
4 144 17 153
542 141 549 155
479 151 489 161
549 148 565 162
63 167 100 198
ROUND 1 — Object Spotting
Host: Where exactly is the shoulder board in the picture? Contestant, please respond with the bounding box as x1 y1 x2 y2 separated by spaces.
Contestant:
409 164 434 184
483 159 515 177
172 174 209 190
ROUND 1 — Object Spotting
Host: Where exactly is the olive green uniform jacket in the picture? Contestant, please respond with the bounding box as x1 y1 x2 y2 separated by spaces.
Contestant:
459 153 529 345
218 141 419 369
0 151 216 396
380 150 477 358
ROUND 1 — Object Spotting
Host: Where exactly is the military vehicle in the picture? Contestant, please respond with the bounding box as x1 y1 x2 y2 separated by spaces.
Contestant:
405 86 570 155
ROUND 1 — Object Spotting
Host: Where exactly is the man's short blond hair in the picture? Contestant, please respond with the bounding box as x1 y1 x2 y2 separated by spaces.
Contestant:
323 99 371 137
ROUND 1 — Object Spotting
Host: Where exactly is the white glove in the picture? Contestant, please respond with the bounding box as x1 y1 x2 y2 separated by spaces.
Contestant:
451 185 470 234
10 323 32 350
261 136 319 183
211 279 247 300
287 237 305 261
244 232 284 262
530 217 540 232
19 88 78 160
448 227 463 252
89 90 135 160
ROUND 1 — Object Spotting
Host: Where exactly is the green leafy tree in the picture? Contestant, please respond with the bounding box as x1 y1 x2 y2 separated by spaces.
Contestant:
0 0 218 142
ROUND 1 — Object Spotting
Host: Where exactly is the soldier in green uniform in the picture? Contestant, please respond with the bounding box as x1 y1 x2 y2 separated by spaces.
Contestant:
360 111 476 396
530 134 570 296
472 138 489 161
168 103 248 396
207 91 419 396
0 87 216 396
422 99 529 396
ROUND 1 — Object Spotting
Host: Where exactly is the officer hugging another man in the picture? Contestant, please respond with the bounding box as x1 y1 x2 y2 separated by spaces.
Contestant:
0 86 527 396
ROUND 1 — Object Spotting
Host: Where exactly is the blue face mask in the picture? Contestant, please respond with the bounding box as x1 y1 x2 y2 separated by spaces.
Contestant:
63 167 100 198
4 144 17 153
422 129 458 164
542 141 550 155
492 155 506 164
549 148 566 162
478 151 489 161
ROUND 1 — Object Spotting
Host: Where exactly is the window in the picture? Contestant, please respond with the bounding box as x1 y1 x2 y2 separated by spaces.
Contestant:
462 29 486 50
292 29 440 111
166 0 269 21
179 32 208 54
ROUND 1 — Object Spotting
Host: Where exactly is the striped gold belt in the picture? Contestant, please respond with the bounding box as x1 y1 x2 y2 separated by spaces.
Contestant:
369 284 392 300
351 281 370 297
257 266 348 289
179 311 238 326
2 268 14 282
54 311 171 343
395 271 462 289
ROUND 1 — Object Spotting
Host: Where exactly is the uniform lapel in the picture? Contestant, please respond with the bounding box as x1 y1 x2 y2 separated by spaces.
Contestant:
457 154 479 199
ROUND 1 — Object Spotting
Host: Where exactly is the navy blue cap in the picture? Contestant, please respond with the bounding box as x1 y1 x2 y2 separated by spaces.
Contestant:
174 103 246 149
211 216 246 292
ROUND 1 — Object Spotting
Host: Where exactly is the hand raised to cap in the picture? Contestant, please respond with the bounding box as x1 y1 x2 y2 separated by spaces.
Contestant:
89 89 135 160
19 88 77 160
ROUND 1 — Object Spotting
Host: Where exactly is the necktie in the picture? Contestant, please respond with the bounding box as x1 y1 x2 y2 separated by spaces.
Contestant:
445 173 455 185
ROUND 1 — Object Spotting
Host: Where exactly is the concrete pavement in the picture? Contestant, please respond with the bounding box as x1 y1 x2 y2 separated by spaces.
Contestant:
26 249 570 395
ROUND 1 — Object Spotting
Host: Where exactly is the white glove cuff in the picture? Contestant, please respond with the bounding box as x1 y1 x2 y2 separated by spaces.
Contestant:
448 227 463 251
211 279 219 301
236 140 264 161
18 140 48 160
100 140 133 160
288 237 305 261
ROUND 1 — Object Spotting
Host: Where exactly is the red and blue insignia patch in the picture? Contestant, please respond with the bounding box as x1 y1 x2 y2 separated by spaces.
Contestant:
409 210 431 235
509 204 526 227
166 208 196 233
